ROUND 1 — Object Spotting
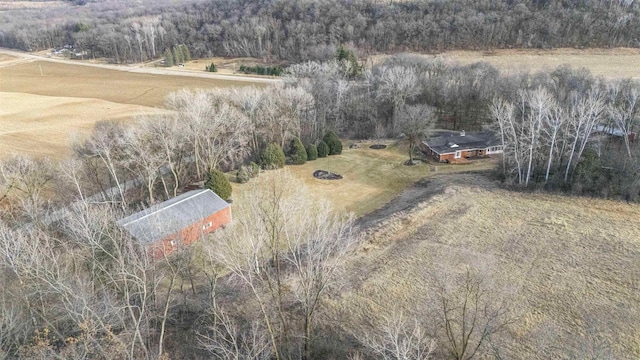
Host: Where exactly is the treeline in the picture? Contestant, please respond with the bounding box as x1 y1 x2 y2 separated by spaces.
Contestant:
491 77 640 199
285 54 639 200
2 0 640 63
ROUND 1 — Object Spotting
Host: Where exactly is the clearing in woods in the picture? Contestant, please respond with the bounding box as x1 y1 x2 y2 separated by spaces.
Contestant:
0 59 266 159
328 172 640 359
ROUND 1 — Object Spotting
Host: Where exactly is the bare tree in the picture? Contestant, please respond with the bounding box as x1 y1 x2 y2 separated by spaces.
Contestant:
524 88 552 186
374 65 421 132
0 156 54 221
214 170 356 359
489 98 515 176
608 83 639 158
199 307 273 360
543 102 564 183
397 104 437 164
564 90 605 182
355 314 435 360
432 266 513 360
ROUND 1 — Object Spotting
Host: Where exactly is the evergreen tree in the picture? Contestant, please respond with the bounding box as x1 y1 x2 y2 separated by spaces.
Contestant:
323 131 343 155
181 44 191 62
163 48 173 67
288 137 307 165
306 144 318 160
260 143 286 169
317 141 329 158
205 168 232 200
172 45 184 64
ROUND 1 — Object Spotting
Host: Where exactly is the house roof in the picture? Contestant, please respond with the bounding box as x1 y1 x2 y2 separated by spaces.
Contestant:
117 189 229 244
423 130 501 154
592 124 634 137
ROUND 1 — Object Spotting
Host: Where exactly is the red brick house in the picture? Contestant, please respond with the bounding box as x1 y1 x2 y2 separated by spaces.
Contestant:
421 130 504 163
117 189 231 259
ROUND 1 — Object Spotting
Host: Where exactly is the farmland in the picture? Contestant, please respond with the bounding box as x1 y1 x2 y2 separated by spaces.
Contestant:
0 55 267 159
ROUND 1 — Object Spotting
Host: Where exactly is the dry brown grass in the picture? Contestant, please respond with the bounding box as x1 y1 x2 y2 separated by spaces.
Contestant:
0 92 166 159
0 0 65 11
373 48 640 80
0 60 265 158
178 57 286 78
329 173 640 358
0 61 264 108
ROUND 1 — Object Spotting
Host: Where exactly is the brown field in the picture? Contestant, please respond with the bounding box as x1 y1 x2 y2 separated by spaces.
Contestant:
0 60 265 159
0 0 65 10
0 61 264 108
0 92 166 159
374 48 640 80
328 172 640 359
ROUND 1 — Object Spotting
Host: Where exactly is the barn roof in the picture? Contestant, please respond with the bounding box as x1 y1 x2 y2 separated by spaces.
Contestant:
117 189 229 244
423 130 501 154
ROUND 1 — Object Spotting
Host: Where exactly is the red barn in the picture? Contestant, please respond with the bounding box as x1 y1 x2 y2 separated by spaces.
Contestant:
421 130 504 163
117 189 231 259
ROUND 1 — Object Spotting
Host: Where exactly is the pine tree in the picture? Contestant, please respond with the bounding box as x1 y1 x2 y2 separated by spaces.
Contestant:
163 48 174 67
172 45 183 64
181 44 191 62
205 169 232 200
288 137 307 165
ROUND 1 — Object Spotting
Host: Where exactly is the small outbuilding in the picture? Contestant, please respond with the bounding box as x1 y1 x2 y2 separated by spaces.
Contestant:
117 189 231 258
421 130 504 163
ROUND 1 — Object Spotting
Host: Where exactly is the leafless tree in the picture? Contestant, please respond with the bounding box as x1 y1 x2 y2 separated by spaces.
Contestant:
0 156 54 222
355 314 435 360
489 97 515 176
431 266 513 360
397 104 437 164
543 102 564 182
374 65 421 132
564 90 605 182
214 170 356 359
199 307 273 360
523 88 552 186
608 82 639 158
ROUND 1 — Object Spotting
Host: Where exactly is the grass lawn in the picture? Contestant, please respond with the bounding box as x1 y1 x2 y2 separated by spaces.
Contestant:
232 140 496 217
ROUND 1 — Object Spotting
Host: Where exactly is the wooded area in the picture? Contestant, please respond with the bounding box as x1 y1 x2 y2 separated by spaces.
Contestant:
1 0 640 63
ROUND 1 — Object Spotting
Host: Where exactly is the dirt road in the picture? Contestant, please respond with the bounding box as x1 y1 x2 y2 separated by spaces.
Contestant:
0 48 281 84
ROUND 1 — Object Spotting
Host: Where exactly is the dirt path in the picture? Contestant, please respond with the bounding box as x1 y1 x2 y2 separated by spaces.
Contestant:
355 170 496 232
0 48 281 84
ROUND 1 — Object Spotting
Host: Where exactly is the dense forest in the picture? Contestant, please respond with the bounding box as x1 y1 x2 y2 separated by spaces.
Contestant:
1 0 640 63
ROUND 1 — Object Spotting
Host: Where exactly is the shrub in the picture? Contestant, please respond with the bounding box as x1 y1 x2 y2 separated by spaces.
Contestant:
205 62 217 72
249 161 260 177
236 166 251 183
323 131 342 155
306 144 318 160
317 141 329 158
260 143 286 169
205 168 232 200
288 137 307 165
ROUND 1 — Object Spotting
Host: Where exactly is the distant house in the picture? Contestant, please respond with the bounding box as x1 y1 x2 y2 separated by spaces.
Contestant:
421 130 504 163
592 124 637 142
117 189 231 258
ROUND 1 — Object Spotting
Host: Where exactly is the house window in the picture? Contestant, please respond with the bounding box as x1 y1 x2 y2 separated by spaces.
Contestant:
202 222 213 230
455 151 462 159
